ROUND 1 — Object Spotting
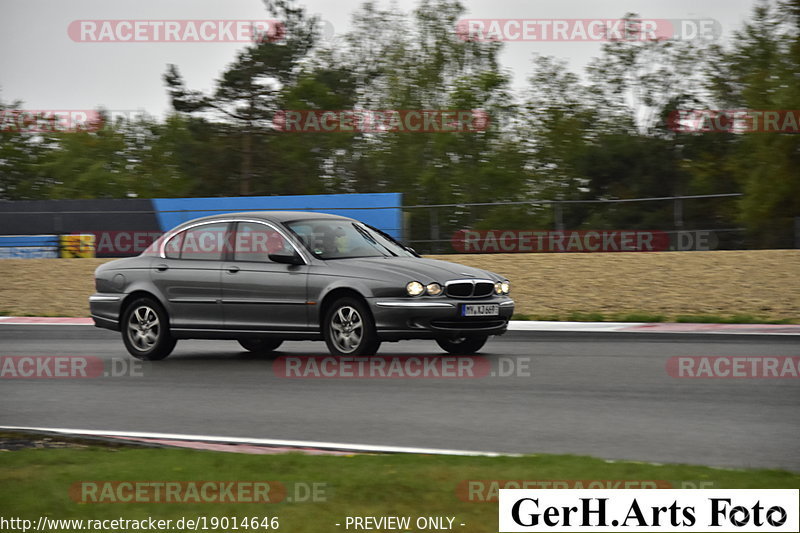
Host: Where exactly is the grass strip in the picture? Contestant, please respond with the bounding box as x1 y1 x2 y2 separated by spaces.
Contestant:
1 443 798 533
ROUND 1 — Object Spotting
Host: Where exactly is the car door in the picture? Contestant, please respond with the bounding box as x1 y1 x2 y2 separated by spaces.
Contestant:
150 221 230 330
221 220 309 331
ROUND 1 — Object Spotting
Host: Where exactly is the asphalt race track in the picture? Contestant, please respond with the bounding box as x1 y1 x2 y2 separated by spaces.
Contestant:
1 325 798 471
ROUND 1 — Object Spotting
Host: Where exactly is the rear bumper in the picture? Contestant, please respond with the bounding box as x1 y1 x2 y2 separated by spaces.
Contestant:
89 294 123 331
369 296 514 341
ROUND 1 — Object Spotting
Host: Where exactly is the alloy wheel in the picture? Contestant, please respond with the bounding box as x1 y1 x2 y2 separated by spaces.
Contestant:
329 305 364 354
127 305 160 351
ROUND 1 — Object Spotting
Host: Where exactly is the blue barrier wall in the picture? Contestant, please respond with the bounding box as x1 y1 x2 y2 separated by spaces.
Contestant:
0 235 59 259
0 236 59 247
151 193 404 239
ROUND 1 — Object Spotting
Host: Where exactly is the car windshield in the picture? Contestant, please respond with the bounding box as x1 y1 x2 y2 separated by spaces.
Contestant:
285 219 414 260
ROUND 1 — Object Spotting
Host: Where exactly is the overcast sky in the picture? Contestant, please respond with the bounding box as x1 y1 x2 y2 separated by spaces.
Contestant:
0 0 759 118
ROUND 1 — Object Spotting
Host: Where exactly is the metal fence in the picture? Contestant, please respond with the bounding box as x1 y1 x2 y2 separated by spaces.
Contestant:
1 192 791 256
399 193 747 253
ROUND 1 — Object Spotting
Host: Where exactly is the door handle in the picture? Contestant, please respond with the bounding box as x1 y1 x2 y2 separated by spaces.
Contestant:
227 266 240 274
155 263 169 272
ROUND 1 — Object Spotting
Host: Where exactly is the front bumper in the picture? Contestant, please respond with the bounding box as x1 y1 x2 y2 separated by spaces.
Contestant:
369 296 514 341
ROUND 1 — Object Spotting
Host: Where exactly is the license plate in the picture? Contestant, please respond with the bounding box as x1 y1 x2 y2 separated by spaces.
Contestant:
462 304 499 317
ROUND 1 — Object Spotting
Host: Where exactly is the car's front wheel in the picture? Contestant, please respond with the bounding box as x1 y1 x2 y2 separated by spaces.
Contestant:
436 335 488 355
121 297 177 360
323 297 381 356
238 338 283 354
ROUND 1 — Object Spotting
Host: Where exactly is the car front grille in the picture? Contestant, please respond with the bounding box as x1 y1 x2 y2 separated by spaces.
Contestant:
446 282 473 297
473 281 495 297
445 279 495 298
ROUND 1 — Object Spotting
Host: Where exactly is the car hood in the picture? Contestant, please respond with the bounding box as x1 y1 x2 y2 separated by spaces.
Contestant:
330 256 503 283
95 255 153 274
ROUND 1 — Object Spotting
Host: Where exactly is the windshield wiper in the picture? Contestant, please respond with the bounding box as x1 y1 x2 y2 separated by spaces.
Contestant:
353 223 397 257
366 224 418 257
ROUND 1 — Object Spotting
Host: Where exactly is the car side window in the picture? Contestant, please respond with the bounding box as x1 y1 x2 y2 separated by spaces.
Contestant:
233 222 289 262
288 223 315 250
164 231 184 259
180 223 229 261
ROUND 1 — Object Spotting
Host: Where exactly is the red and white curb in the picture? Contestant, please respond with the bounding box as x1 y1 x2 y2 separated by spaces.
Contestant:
0 426 512 457
621 322 800 335
511 320 800 335
1 316 798 335
0 317 93 325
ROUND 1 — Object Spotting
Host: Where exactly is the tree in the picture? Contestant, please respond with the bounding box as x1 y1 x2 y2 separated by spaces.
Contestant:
0 100 55 200
705 0 800 247
164 0 320 195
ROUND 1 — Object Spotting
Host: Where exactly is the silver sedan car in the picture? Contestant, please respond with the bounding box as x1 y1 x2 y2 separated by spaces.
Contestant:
89 211 514 359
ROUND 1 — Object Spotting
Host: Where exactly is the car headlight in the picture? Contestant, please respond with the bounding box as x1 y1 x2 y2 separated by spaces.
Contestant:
501 281 510 294
494 282 503 295
426 282 443 296
406 281 425 296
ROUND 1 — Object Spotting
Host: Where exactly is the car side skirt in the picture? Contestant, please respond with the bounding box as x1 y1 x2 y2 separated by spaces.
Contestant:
170 328 322 341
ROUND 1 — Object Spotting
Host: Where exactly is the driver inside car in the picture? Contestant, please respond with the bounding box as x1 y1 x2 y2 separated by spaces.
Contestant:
312 224 348 257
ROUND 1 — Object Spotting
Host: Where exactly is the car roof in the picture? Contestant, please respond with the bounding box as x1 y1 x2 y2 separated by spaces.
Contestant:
177 210 355 227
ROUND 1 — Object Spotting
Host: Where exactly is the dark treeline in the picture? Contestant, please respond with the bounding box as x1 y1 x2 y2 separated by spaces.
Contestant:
1 0 798 248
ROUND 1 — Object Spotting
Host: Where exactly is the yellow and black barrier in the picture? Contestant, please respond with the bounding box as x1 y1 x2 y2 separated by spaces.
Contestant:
59 234 96 258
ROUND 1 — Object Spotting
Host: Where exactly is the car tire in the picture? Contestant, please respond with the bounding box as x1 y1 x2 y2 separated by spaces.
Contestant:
323 297 381 356
121 297 177 360
436 335 488 355
238 338 283 354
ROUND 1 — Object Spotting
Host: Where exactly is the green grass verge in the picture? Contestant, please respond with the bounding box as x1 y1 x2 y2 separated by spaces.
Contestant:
674 314 794 324
1 444 798 533
511 312 794 324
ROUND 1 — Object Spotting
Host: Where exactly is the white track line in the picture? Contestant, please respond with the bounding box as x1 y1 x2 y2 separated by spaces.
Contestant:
510 321 645 332
0 425 515 457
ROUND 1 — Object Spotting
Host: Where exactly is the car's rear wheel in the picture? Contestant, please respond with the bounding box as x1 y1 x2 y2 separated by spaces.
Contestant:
121 297 176 360
238 338 283 354
436 335 488 355
323 297 381 356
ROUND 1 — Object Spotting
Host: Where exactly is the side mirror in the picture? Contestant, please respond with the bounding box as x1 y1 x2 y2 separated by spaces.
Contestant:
269 251 304 265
